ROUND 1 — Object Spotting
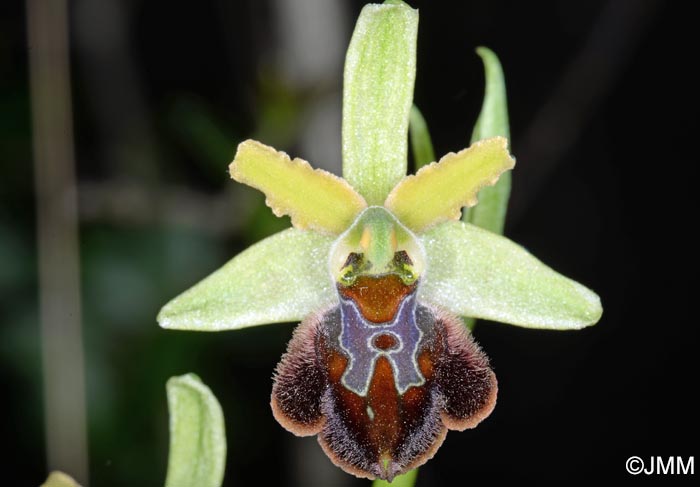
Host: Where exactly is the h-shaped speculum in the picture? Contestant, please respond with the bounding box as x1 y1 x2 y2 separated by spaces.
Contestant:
338 291 425 396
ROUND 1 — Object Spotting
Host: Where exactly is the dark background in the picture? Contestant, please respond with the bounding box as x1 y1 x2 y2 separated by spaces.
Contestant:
1 0 695 485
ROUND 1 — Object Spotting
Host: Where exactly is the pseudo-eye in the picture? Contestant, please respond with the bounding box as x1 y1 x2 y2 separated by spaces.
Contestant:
271 207 496 480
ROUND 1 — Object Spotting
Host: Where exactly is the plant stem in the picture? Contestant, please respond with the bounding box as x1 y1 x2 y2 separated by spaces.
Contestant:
28 0 89 483
372 468 418 487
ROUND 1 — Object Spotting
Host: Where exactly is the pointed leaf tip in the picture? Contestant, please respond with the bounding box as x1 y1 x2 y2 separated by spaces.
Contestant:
471 46 510 142
463 46 512 234
385 137 515 233
230 139 366 235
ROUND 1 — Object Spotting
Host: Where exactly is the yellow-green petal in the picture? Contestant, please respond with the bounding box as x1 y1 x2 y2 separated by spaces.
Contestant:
165 374 226 487
157 228 336 331
342 1 418 204
419 221 602 329
230 139 367 235
385 137 515 233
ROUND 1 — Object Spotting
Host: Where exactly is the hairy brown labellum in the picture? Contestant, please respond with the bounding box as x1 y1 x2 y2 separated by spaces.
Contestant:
271 280 497 481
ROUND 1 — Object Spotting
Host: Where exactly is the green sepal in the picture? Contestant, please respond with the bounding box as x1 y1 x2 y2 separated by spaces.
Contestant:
419 221 602 329
157 229 336 331
342 1 418 204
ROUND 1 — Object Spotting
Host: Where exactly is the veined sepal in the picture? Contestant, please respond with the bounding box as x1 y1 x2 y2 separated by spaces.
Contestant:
419 221 602 329
157 228 337 331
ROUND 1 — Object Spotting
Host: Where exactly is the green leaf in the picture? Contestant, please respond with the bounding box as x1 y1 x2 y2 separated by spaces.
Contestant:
462 47 511 235
471 47 510 143
373 468 418 487
41 472 81 487
230 139 367 235
157 228 336 331
165 374 226 487
419 221 602 329
409 105 436 170
342 1 418 204
385 137 515 233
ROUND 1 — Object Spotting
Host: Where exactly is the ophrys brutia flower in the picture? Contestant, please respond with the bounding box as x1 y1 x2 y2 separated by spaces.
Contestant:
158 2 602 481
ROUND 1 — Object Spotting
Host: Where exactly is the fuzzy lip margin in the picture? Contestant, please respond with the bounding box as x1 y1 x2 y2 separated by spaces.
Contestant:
270 299 498 482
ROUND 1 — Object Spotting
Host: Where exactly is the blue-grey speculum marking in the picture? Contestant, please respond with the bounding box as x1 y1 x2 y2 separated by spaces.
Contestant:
338 292 425 396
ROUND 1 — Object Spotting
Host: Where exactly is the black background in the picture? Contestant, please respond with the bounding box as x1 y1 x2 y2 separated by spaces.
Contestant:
1 0 696 485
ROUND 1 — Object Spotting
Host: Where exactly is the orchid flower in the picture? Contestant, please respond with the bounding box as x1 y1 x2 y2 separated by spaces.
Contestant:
157 2 602 482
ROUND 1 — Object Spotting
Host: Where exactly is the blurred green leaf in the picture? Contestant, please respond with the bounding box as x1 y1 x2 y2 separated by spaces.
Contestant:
40 471 81 487
462 47 511 234
409 105 435 171
254 75 304 147
342 1 418 204
157 228 335 331
165 374 226 487
420 221 602 329
243 191 292 242
168 97 237 179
